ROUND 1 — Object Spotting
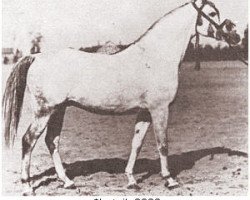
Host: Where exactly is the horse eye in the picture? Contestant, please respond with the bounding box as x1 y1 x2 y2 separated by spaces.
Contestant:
209 12 217 17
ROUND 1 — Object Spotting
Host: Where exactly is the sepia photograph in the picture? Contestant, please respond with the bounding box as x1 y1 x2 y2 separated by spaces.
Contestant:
1 0 248 196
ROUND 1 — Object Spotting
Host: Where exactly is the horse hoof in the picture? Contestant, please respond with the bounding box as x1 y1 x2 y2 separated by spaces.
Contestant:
64 181 76 189
127 183 141 190
22 188 35 196
165 179 179 190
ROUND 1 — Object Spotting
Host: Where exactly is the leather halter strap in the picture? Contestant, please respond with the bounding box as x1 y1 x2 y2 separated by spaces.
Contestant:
192 1 221 30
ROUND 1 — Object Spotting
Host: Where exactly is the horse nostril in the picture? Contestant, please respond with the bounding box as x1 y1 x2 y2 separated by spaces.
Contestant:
233 33 241 44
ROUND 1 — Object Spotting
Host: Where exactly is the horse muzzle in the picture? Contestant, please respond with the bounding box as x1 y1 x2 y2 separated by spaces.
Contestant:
215 29 241 45
215 19 241 45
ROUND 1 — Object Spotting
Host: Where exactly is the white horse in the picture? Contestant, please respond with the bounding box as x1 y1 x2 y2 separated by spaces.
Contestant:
3 0 239 195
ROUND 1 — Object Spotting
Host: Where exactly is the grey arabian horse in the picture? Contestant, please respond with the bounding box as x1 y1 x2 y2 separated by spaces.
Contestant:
3 0 240 195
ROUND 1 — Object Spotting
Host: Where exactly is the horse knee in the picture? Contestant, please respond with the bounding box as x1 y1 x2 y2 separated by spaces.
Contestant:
158 145 168 156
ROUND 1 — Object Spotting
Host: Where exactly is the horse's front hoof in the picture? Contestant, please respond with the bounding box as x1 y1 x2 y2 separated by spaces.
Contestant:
127 183 141 190
164 178 179 189
64 180 76 189
22 188 35 196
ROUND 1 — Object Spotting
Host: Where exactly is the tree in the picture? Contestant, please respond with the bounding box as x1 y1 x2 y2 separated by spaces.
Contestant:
202 44 214 61
241 26 248 59
194 33 201 70
183 42 195 61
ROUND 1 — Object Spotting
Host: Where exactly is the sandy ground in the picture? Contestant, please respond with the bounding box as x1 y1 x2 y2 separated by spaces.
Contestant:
2 61 248 196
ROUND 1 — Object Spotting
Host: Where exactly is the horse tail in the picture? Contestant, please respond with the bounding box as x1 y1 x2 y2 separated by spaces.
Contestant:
2 56 35 148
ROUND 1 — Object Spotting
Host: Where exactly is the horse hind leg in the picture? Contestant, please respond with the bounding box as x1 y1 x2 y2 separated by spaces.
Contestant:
45 105 75 189
125 109 151 189
21 114 51 196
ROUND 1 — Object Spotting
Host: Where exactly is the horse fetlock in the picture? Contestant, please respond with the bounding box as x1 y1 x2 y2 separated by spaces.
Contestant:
22 184 35 196
160 171 171 179
125 172 137 186
126 171 140 190
63 179 75 189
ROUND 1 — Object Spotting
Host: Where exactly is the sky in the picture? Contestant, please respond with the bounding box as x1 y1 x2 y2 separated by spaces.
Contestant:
2 0 248 52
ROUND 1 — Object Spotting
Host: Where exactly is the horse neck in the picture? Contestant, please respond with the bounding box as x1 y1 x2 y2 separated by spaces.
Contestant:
132 3 197 66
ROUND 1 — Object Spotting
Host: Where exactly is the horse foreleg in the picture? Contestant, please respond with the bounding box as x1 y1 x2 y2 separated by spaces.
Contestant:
21 115 50 196
45 106 75 189
125 109 151 189
150 105 179 189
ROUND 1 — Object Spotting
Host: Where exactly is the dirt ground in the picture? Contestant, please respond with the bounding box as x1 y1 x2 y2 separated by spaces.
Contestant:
2 61 248 196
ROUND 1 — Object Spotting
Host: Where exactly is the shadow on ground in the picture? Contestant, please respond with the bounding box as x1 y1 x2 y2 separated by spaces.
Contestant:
32 146 247 191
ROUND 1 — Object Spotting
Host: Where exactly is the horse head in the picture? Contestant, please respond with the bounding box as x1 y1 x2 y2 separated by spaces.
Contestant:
194 0 241 45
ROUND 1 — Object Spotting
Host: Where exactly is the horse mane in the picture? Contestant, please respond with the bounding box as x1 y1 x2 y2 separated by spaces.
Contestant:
113 1 192 54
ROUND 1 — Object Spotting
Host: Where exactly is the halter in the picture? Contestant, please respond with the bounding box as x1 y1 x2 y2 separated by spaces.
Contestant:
192 0 238 41
192 0 247 65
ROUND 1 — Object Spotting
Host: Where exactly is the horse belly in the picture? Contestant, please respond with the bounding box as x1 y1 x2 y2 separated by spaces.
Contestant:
71 87 142 113
67 70 145 112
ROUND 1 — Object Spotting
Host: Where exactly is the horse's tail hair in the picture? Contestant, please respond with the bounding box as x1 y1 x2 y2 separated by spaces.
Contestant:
2 56 35 148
